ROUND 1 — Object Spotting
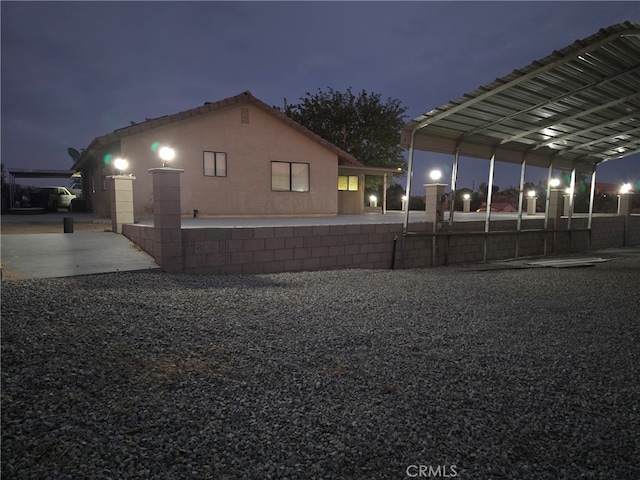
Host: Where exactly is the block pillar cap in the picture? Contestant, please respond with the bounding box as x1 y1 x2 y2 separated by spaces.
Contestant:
107 175 137 180
148 167 185 174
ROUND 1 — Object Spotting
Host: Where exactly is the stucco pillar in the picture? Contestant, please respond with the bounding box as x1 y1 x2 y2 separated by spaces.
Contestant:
149 167 184 273
425 183 447 229
462 195 471 212
548 189 563 225
617 192 633 216
108 175 136 234
618 191 633 247
527 195 537 215
563 193 574 217
425 182 447 267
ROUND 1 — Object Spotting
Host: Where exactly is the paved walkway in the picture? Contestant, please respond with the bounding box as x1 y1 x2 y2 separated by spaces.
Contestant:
1 232 159 280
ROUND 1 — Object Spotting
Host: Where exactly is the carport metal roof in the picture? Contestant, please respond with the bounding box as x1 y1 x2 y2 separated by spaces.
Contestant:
7 168 77 179
401 21 640 173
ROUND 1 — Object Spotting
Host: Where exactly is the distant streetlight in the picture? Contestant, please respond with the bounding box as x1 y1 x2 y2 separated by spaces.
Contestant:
159 146 175 167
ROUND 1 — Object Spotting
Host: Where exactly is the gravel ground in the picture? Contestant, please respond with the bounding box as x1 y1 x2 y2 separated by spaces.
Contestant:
2 248 639 479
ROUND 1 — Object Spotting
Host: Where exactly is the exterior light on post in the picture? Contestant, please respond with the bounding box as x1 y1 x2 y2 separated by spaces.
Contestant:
618 182 634 217
429 169 442 182
369 195 378 208
527 190 537 215
549 178 561 188
159 146 175 167
113 157 129 176
462 193 471 212
620 183 633 194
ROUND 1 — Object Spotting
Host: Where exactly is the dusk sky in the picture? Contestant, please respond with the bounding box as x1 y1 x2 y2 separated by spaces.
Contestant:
2 1 639 193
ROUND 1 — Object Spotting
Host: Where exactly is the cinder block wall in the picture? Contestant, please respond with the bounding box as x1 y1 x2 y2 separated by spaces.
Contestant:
122 215 640 274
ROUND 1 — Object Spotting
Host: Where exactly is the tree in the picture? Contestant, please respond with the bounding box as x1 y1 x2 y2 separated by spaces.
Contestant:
282 87 408 177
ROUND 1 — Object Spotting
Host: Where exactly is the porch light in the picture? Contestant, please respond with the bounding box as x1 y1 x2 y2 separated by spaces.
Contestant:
620 183 633 194
527 190 536 198
429 169 442 182
549 178 561 188
463 193 471 200
159 146 175 167
113 157 129 175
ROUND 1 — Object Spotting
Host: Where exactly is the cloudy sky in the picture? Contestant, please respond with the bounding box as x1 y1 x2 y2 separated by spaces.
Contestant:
2 1 639 192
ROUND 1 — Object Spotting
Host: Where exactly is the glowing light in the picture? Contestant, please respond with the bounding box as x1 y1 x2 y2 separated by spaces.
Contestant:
463 193 471 200
527 190 536 198
401 195 408 201
159 146 175 166
113 157 129 173
429 169 442 181
549 178 561 188
565 187 574 195
369 195 377 202
620 183 633 194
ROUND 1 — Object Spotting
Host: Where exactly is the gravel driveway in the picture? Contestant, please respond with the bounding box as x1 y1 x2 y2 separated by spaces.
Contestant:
2 248 639 479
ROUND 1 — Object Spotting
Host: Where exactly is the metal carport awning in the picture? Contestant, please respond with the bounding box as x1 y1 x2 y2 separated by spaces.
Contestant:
6 168 79 209
402 21 640 170
401 21 640 234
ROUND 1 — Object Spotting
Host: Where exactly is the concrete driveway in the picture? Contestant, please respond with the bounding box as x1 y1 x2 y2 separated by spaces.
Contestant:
1 228 159 280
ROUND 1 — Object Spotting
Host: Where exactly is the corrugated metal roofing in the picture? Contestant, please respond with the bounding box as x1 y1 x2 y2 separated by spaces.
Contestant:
401 21 640 172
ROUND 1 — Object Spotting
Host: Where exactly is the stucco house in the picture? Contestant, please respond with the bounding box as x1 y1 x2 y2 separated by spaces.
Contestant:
72 91 395 219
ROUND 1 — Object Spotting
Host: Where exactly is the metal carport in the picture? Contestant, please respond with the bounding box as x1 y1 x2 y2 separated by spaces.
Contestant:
401 21 640 244
6 168 78 211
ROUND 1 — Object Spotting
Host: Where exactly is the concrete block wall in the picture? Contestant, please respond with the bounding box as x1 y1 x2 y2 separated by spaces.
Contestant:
627 215 640 246
122 214 640 275
590 216 628 249
179 223 404 275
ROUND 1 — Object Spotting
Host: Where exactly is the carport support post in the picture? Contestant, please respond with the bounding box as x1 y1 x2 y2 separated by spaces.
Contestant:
107 175 136 234
149 167 184 273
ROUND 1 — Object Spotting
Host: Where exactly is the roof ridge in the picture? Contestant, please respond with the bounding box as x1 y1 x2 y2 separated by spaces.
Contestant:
75 91 364 169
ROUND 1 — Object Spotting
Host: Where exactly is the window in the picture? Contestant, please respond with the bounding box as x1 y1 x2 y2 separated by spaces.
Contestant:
271 161 310 192
338 175 359 191
203 151 227 177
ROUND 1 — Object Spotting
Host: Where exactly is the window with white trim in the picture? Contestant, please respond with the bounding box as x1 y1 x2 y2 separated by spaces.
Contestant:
203 151 227 177
271 161 309 192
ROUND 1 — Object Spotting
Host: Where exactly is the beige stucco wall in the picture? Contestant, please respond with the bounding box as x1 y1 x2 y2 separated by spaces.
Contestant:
113 104 339 219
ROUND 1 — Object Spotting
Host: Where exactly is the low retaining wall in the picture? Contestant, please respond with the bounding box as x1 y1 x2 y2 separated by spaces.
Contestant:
123 215 640 274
